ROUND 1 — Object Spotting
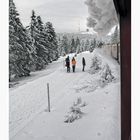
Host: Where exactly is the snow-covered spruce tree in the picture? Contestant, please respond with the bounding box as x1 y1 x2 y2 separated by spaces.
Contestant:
29 11 49 70
64 107 83 123
57 37 66 56
35 16 50 68
75 37 80 54
111 25 119 45
25 26 37 72
60 35 70 55
44 22 59 62
97 41 104 48
90 56 102 74
30 10 37 38
9 0 34 81
89 39 96 52
76 44 81 54
80 40 85 52
28 10 41 70
57 37 62 57
84 39 90 51
100 64 114 83
111 25 120 61
70 38 76 53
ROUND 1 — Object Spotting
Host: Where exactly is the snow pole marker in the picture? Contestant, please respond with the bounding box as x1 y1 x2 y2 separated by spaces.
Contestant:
47 83 51 112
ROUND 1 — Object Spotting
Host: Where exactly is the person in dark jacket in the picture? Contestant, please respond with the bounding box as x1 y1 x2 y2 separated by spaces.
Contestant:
82 57 86 71
65 56 70 72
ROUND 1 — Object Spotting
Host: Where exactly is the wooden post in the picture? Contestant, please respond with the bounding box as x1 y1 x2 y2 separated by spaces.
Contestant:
47 83 50 112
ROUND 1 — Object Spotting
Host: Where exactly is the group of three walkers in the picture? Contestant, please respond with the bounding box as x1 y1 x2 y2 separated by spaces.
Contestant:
65 56 86 73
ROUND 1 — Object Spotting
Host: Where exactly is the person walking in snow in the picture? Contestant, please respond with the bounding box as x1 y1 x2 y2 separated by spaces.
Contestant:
82 57 86 71
65 56 70 72
71 57 76 73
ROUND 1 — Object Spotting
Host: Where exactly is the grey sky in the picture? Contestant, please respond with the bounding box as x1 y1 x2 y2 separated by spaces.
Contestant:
14 0 89 33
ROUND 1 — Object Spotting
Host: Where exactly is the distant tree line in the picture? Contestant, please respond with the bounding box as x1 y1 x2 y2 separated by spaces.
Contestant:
57 35 101 56
9 0 58 81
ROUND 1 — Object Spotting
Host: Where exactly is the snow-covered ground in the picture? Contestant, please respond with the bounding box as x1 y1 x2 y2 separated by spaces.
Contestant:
9 49 120 140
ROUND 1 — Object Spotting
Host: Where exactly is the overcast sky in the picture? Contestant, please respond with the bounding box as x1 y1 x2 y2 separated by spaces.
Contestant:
14 0 89 33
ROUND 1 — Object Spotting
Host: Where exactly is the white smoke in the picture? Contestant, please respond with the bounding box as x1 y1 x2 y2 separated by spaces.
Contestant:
85 0 118 36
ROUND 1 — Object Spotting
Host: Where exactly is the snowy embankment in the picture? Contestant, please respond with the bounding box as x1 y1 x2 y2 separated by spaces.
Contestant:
10 49 120 140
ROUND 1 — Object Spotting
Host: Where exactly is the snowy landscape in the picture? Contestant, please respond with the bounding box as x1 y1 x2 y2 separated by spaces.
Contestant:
10 49 120 140
9 0 120 140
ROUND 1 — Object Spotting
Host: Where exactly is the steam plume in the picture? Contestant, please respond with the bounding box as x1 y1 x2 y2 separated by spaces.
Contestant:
85 0 118 36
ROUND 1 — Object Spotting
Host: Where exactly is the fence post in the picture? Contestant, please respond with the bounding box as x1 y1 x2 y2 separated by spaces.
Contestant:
47 83 50 112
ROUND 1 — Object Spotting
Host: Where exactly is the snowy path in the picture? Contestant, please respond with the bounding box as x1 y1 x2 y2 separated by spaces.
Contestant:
10 49 120 140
